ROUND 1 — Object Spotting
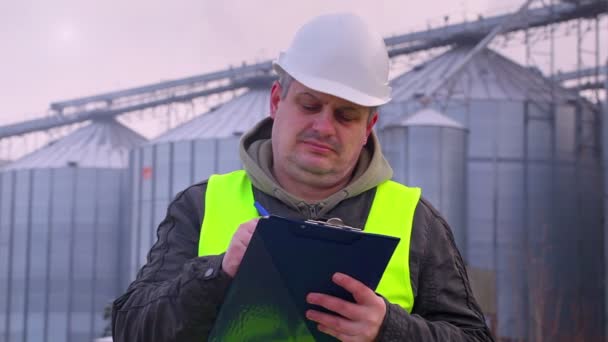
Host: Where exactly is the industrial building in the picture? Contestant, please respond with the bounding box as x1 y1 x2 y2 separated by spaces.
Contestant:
128 87 270 278
380 45 604 340
0 119 145 341
0 1 606 341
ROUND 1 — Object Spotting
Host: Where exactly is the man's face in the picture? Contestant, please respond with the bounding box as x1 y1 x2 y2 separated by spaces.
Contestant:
269 79 377 190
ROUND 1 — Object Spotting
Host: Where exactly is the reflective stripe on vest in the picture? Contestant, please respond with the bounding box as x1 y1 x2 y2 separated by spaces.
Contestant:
199 170 421 313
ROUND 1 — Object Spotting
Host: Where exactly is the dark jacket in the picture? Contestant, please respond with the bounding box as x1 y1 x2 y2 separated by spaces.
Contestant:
112 118 494 341
112 182 493 341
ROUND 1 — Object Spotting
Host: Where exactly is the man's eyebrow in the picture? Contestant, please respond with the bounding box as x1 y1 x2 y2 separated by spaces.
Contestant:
297 92 321 101
297 91 364 113
337 106 360 113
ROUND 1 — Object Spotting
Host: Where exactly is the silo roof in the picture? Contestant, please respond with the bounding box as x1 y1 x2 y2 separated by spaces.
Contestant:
391 45 580 102
152 88 270 143
3 118 146 170
389 107 465 129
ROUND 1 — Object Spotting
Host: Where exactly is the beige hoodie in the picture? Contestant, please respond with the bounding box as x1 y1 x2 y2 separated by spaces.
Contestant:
239 117 393 218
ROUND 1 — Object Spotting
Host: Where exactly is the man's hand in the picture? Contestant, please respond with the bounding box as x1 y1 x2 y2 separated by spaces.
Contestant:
305 272 386 342
221 218 259 278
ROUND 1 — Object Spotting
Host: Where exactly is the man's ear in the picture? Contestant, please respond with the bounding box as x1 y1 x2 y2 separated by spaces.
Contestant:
365 111 379 139
270 81 282 119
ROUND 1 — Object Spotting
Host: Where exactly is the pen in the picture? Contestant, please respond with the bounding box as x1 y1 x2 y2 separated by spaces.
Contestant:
254 201 270 216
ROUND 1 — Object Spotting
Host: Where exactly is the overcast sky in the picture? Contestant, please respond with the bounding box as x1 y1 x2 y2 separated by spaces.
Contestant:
0 0 521 123
0 0 604 126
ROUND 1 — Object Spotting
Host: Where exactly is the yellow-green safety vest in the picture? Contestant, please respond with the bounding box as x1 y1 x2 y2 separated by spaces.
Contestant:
199 170 420 313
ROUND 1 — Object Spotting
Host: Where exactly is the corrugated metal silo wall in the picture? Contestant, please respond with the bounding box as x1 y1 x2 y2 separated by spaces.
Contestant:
604 94 608 342
573 102 603 340
380 98 605 341
0 167 128 342
129 136 242 280
381 125 467 254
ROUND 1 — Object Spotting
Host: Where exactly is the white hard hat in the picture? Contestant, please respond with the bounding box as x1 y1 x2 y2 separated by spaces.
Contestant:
274 13 392 107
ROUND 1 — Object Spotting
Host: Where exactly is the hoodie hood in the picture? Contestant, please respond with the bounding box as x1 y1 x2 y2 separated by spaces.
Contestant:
239 117 393 218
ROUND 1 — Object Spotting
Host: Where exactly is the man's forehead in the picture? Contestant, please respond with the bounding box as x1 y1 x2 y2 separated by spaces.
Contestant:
290 80 366 111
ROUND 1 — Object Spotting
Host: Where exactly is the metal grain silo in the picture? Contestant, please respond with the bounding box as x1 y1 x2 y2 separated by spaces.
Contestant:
382 108 467 253
0 118 146 342
603 68 608 340
381 45 604 341
129 88 270 279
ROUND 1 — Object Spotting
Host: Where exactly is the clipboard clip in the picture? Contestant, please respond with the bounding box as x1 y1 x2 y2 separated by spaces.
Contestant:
304 218 362 231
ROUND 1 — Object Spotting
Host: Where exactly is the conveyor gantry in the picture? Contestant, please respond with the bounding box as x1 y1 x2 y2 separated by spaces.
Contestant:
0 0 605 139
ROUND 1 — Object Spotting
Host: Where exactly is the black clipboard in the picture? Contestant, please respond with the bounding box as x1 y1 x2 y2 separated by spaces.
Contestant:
209 215 399 342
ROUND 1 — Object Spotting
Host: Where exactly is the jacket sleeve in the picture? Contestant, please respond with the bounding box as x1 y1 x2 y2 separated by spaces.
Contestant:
112 183 231 342
376 199 495 342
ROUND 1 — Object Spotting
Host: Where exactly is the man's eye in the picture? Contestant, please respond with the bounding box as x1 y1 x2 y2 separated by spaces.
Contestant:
338 113 356 122
302 104 319 111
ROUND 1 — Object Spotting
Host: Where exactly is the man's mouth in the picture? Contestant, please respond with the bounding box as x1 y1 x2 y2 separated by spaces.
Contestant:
301 140 335 153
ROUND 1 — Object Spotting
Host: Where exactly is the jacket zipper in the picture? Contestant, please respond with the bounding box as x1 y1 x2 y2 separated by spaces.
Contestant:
308 203 326 219
308 204 318 218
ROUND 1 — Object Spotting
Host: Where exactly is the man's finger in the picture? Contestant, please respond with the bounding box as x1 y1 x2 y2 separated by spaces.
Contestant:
241 218 259 234
317 323 352 341
332 272 377 305
306 309 360 336
307 293 364 321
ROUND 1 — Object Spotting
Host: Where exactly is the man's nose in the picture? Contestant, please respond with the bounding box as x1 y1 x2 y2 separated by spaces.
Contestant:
311 108 336 136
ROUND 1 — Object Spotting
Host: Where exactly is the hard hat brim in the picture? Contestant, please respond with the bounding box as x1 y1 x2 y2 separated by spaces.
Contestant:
273 60 391 107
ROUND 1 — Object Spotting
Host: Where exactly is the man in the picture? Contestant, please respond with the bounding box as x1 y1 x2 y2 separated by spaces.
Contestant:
112 13 493 341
